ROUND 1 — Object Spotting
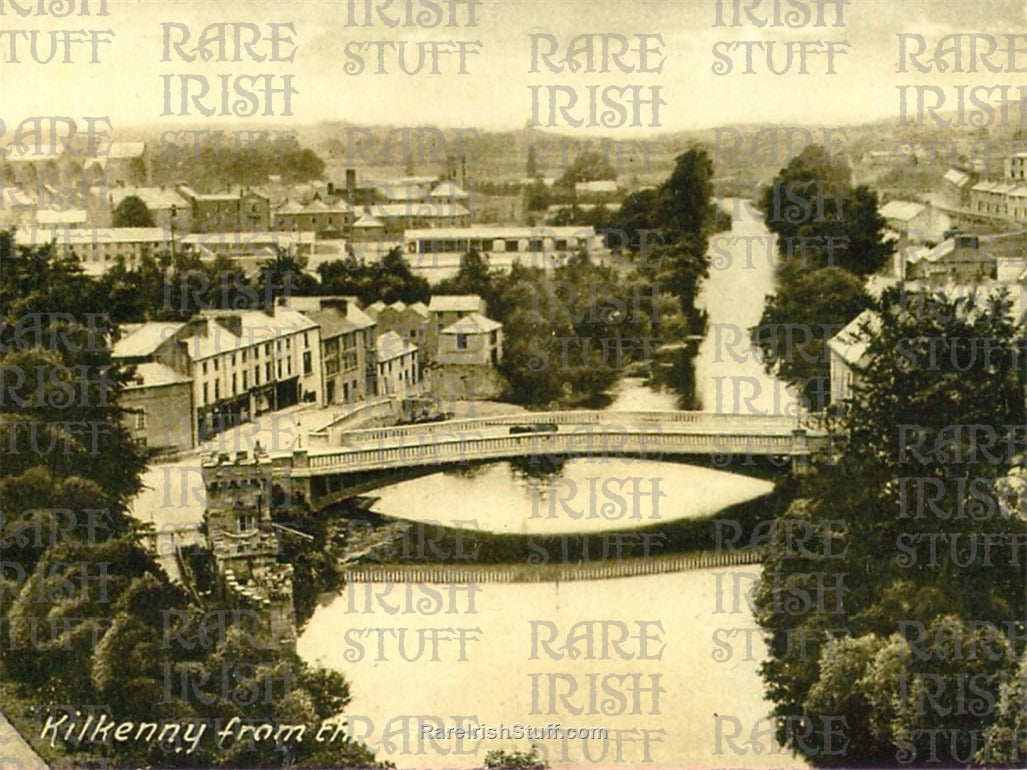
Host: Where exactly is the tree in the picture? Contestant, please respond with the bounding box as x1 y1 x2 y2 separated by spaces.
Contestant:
254 248 320 305
754 286 1027 766
556 147 616 188
751 266 870 410
485 746 548 769
760 144 892 277
112 195 155 227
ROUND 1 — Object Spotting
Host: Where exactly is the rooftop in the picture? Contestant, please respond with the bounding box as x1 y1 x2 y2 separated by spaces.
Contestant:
376 330 417 359
442 312 502 334
113 322 186 358
827 309 877 366
429 294 484 313
125 361 192 388
879 200 927 222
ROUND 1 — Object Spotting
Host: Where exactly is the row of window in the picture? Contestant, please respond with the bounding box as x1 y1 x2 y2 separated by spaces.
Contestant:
199 333 311 376
199 352 314 405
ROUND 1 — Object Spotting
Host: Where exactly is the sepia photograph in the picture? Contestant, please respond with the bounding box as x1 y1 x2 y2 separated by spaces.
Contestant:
1 0 1026 768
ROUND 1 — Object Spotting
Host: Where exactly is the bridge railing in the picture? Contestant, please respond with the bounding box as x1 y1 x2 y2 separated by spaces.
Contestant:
296 429 824 476
331 410 813 446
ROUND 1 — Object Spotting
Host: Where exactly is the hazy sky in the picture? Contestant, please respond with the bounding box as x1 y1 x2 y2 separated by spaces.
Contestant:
1 0 1025 136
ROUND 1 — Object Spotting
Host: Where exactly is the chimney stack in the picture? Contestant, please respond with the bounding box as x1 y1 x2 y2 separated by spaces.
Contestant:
346 169 356 210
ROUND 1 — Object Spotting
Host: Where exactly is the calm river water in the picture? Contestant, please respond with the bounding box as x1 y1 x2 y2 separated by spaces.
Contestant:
297 200 808 768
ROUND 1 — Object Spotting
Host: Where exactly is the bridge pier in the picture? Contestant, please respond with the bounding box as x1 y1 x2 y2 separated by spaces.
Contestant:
791 429 810 475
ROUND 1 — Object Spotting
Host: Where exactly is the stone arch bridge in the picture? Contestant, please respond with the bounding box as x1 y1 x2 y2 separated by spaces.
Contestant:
203 410 834 512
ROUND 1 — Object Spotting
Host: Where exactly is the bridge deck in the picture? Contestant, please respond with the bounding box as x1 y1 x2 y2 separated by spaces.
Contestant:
290 411 829 478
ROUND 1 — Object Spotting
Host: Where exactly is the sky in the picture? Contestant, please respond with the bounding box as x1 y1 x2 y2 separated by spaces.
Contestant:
1 0 1026 137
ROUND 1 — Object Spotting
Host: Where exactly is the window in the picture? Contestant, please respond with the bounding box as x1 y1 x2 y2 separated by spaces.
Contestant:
231 353 236 366
254 366 260 385
278 362 282 378
214 381 220 399
231 373 237 393
303 351 312 375
457 333 468 350
202 383 208 403
242 371 248 389
202 362 208 375
303 332 309 348
265 362 272 381
134 411 147 430
214 358 219 372
265 343 272 356
242 350 247 363
287 358 292 375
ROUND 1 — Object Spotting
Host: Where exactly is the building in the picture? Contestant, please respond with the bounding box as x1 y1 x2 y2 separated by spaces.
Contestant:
18 226 173 275
970 181 1027 222
121 362 195 451
903 231 1027 283
404 225 597 267
904 233 996 282
177 186 272 232
84 141 151 188
112 306 323 443
939 168 973 209
1004 152 1027 182
427 294 487 354
288 296 376 405
879 200 952 244
437 313 503 366
826 310 876 406
365 300 429 359
272 198 352 237
432 312 504 400
428 180 470 205
95 186 191 232
179 230 315 259
202 452 297 648
366 201 471 233
375 331 421 396
574 179 619 201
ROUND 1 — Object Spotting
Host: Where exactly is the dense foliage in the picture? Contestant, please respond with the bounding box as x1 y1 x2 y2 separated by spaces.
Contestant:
752 144 891 409
113 195 156 228
153 133 325 191
754 286 1027 767
0 232 378 768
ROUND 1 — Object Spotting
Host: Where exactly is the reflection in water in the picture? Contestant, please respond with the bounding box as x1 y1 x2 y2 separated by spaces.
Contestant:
371 457 774 535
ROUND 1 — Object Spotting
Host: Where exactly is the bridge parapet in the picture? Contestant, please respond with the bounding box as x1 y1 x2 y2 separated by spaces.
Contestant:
325 410 817 447
294 427 830 479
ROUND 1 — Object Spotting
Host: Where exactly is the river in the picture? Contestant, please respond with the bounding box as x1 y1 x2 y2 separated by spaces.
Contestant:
297 199 808 768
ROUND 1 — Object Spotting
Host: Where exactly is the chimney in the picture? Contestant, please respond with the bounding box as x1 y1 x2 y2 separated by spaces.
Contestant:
460 155 466 189
346 169 356 209
323 298 348 315
185 317 210 337
214 314 243 337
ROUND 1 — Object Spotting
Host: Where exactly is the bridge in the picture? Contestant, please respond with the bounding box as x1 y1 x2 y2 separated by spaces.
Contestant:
203 411 834 511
